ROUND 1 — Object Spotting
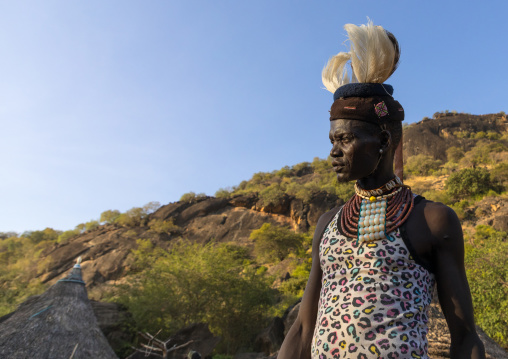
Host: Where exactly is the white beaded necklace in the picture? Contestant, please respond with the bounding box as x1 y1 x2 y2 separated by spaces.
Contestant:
355 176 403 243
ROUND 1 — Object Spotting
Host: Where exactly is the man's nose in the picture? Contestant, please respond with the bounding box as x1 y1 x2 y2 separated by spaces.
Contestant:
330 143 342 157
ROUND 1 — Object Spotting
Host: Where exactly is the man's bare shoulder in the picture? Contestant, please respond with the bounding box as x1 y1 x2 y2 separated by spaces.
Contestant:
415 197 462 245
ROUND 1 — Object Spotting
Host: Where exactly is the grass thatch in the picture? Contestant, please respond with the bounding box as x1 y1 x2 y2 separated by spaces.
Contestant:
0 265 118 359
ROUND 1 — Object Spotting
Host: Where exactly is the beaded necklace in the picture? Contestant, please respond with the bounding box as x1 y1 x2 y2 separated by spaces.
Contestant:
340 176 414 243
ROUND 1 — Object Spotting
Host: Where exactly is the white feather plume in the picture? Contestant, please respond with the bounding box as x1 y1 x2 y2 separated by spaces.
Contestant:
322 20 399 93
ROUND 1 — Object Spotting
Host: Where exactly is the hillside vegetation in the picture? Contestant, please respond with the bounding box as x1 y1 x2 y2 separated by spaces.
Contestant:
1 112 507 355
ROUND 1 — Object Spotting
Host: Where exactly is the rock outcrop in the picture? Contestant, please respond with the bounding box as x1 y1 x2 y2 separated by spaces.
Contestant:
38 191 343 290
403 112 507 161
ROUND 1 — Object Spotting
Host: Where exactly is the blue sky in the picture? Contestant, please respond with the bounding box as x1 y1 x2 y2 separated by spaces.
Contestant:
1 1 506 232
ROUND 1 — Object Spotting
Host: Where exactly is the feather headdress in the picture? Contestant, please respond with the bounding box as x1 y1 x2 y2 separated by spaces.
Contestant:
322 21 400 93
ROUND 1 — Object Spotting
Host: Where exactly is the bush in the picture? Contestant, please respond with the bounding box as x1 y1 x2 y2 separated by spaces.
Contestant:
100 210 121 224
111 240 275 352
250 223 306 262
405 154 442 177
465 225 508 348
292 162 312 175
285 182 313 203
459 141 508 167
180 192 206 202
445 168 493 201
180 192 197 202
57 229 80 243
258 183 285 207
275 166 292 178
446 146 464 163
85 220 99 231
21 228 61 244
278 260 312 297
148 219 180 235
491 163 508 189
215 187 234 198
115 202 161 227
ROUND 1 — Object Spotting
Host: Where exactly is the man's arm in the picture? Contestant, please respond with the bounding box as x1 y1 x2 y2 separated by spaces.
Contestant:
278 209 337 359
427 202 485 359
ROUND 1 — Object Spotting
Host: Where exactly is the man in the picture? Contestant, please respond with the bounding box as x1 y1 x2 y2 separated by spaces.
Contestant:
278 22 485 359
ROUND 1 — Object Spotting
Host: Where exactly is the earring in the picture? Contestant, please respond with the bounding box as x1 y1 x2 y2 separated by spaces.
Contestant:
379 149 383 154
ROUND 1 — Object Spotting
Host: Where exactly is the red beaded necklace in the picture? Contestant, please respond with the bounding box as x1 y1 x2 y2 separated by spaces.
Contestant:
340 176 414 239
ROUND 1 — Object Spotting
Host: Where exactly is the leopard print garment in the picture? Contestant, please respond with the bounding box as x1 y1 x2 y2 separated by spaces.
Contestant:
311 209 435 359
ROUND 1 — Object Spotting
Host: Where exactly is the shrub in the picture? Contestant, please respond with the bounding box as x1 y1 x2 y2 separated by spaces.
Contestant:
148 219 180 235
258 183 285 207
292 162 312 175
100 210 121 224
446 146 464 163
111 240 275 352
22 228 61 244
57 229 80 243
491 163 508 189
405 154 442 177
275 166 292 178
215 187 234 198
334 181 355 202
445 168 493 201
285 182 313 203
85 220 99 231
115 202 161 228
180 192 197 202
278 261 312 297
465 225 508 348
250 223 305 262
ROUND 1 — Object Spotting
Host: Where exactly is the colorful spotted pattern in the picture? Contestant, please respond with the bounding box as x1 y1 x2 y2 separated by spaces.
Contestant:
311 209 435 359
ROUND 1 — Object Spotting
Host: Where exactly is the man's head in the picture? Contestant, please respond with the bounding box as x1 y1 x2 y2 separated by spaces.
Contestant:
323 21 404 180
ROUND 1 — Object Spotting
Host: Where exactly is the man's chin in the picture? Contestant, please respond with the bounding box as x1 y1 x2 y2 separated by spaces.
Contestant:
335 173 353 183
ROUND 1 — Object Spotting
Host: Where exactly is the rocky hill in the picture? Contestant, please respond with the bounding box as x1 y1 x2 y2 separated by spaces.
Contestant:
2 112 508 358
39 112 508 290
38 192 341 290
403 112 507 161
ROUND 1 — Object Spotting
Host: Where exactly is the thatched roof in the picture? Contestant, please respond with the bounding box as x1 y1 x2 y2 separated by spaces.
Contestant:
0 258 118 359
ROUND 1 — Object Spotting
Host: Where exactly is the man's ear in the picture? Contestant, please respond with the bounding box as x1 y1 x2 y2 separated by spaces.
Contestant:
379 130 392 152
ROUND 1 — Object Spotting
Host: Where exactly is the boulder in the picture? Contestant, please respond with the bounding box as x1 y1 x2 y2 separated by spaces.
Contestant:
90 301 136 357
253 317 285 355
282 300 301 336
178 198 230 224
230 193 258 209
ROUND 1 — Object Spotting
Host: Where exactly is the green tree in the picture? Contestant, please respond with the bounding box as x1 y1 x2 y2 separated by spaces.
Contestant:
215 187 234 198
85 220 99 231
250 223 304 262
405 154 442 177
57 229 80 243
22 228 61 244
491 163 508 189
115 202 159 227
445 168 493 200
180 192 196 202
100 210 121 224
465 225 508 348
446 146 464 163
111 240 275 352
148 218 180 235
258 183 285 207
143 201 161 214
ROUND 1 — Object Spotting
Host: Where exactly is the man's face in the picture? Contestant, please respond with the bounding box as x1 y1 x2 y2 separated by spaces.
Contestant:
329 119 382 182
